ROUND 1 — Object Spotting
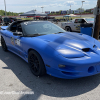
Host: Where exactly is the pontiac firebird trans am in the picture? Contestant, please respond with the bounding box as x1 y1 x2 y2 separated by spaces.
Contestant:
1 20 100 79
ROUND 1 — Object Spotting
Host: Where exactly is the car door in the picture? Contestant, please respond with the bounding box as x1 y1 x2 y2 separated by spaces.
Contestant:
73 19 87 32
5 23 18 52
6 22 25 58
74 19 84 32
73 19 80 32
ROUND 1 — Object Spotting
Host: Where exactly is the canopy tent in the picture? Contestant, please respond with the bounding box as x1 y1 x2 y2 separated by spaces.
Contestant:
69 14 76 17
63 15 71 18
19 10 47 16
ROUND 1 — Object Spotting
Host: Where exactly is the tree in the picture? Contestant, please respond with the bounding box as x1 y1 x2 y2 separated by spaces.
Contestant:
0 10 21 16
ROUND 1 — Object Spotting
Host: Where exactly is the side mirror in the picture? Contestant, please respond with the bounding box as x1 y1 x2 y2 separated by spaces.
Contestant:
13 32 23 36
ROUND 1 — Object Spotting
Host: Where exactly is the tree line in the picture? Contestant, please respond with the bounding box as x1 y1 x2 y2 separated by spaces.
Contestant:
0 10 23 16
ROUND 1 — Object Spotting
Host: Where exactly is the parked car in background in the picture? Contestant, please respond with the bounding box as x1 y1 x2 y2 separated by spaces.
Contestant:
9 17 17 22
2 17 17 26
2 17 11 26
0 15 2 25
61 18 94 32
43 16 55 20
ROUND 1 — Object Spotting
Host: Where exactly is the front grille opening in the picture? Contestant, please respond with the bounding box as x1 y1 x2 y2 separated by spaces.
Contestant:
82 48 90 52
62 71 77 76
88 66 95 73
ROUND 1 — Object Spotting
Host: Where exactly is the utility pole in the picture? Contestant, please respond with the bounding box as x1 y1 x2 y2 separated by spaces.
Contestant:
70 5 71 14
34 9 36 20
93 0 100 39
80 1 85 17
41 7 44 13
4 0 6 16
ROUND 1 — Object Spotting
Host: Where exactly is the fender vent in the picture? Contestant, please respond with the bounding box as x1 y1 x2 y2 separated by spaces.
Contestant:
93 45 97 49
82 48 90 52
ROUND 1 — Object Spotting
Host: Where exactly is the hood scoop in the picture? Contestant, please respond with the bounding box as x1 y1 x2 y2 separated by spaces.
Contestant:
82 48 90 52
82 48 97 54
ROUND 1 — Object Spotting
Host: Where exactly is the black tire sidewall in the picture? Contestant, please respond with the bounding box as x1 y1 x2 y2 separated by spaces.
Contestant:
1 36 7 51
65 26 71 32
28 50 46 76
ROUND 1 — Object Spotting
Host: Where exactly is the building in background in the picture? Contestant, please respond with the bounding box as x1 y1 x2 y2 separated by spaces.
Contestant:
74 10 80 14
67 10 73 14
51 11 55 14
45 11 50 15
61 11 67 14
85 8 93 13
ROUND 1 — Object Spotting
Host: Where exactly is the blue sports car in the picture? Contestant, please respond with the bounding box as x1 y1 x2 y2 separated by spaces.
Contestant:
1 20 100 79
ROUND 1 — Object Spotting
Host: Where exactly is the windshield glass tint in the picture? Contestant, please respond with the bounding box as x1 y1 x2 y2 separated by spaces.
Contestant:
23 22 66 36
85 18 94 23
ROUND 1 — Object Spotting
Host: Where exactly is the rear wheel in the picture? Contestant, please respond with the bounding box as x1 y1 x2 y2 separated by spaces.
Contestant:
65 26 72 32
28 50 46 76
1 36 7 51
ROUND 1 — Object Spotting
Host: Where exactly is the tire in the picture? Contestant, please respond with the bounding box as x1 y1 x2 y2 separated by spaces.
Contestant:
28 50 46 76
1 36 8 51
65 26 72 32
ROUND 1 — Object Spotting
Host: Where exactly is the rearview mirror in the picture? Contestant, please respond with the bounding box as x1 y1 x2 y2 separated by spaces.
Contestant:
13 32 23 36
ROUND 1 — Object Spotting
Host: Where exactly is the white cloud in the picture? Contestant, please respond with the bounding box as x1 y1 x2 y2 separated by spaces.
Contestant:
31 3 63 8
64 1 77 6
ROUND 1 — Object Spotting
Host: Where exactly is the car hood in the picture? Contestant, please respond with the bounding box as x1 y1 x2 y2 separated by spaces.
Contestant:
38 32 96 58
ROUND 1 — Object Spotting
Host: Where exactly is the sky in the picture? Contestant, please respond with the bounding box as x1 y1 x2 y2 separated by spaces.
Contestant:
0 0 97 13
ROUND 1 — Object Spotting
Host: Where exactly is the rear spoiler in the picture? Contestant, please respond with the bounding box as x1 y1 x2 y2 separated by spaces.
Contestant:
1 26 8 30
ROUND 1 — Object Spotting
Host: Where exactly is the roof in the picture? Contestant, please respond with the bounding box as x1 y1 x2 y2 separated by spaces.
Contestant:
20 10 47 16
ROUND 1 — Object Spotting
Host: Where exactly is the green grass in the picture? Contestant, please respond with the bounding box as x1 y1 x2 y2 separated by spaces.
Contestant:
20 17 33 20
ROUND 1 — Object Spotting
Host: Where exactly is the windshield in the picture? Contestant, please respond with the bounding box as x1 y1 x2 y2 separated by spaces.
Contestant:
23 22 66 36
85 18 94 23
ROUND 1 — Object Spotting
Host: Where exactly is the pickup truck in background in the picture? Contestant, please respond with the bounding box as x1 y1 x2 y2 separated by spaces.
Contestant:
61 18 94 32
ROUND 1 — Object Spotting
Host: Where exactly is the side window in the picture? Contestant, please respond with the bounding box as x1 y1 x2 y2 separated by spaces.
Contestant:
9 23 17 32
74 19 79 23
17 24 23 32
82 19 86 23
9 23 23 32
75 19 85 23
78 19 81 23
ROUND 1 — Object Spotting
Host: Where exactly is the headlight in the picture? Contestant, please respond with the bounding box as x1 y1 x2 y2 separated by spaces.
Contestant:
58 49 85 58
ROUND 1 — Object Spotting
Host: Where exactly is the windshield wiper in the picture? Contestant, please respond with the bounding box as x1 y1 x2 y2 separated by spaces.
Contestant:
26 33 46 37
58 32 65 33
53 32 65 34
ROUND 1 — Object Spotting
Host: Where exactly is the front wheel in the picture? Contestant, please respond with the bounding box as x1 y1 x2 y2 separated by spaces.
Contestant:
65 26 72 32
1 36 8 51
28 50 46 76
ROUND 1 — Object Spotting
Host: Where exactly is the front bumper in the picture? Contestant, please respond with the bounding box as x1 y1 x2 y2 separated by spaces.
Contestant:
45 52 100 79
46 63 100 79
